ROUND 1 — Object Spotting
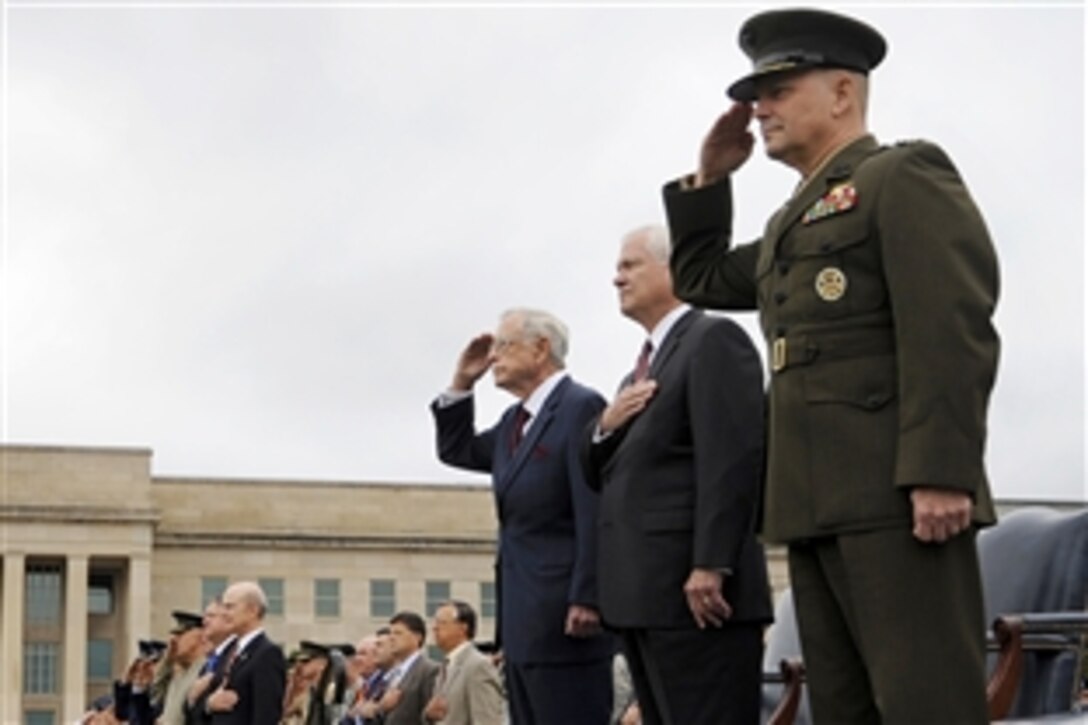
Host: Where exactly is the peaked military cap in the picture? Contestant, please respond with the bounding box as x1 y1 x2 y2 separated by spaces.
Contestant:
329 643 356 657
169 609 204 634
727 8 887 101
299 640 331 659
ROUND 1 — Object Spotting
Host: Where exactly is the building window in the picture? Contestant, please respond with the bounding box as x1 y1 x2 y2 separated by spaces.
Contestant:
88 574 113 615
314 579 340 618
201 576 228 608
24 642 58 694
427 644 444 662
370 579 396 618
259 578 285 616
25 711 55 725
87 639 113 681
480 581 496 619
425 580 451 616
25 565 62 625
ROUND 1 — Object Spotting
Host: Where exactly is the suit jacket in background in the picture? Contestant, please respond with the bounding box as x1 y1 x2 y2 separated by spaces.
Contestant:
663 135 999 542
211 631 286 725
433 644 504 725
185 638 237 725
432 376 613 665
583 309 772 628
384 654 440 725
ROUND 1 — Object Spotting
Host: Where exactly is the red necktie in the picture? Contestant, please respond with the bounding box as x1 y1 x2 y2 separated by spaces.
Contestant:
633 340 653 381
510 406 531 451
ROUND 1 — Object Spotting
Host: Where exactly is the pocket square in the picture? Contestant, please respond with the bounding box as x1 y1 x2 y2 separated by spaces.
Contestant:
532 445 550 460
802 182 858 224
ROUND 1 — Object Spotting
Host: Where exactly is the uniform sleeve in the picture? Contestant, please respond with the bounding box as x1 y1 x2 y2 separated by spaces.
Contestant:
876 142 1000 492
662 175 762 310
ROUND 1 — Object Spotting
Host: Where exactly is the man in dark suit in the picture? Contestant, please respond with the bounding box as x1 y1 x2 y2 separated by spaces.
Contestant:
662 8 999 723
203 581 286 724
583 225 771 725
432 307 613 724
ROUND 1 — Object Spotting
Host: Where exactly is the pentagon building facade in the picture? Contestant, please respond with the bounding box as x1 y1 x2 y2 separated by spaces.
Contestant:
0 444 505 723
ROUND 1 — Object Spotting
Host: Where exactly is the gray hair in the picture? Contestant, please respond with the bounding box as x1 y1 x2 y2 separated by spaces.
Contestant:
501 308 569 368
623 224 671 264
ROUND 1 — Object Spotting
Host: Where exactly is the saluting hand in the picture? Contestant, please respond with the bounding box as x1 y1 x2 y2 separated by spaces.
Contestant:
600 380 657 434
452 333 495 391
911 487 972 543
696 102 755 187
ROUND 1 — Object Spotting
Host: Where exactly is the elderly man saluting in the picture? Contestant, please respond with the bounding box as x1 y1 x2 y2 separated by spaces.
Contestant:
432 308 613 724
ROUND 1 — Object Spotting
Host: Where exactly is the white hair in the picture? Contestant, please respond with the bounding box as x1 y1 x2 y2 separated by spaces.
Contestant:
623 224 671 264
501 308 569 368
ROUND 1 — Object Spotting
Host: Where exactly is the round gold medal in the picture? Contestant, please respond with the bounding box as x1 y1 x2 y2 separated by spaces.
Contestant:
815 267 848 302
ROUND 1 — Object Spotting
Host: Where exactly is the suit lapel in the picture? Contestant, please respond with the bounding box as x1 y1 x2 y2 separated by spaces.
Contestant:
225 632 262 684
495 378 568 496
765 135 880 255
647 309 700 380
441 645 469 695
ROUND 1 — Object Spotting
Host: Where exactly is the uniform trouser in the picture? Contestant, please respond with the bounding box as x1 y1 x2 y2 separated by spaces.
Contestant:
620 625 763 725
788 527 989 725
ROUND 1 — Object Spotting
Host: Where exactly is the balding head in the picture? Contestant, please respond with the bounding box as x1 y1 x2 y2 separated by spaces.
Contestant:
221 581 268 636
351 634 380 679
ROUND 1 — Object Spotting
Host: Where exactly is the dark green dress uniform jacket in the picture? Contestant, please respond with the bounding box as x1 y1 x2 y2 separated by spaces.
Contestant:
663 135 999 543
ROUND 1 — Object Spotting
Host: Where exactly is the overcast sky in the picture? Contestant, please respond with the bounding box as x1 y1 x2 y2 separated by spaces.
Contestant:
3 2 1084 502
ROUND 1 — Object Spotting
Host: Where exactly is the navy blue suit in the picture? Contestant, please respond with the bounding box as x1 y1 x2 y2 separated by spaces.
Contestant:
433 376 613 724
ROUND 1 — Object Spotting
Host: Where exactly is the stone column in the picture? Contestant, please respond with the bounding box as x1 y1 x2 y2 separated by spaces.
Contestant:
125 555 152 662
2 552 26 724
63 555 89 723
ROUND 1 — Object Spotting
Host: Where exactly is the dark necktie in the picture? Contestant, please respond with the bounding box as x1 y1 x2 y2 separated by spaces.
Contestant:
368 670 392 702
510 405 531 451
633 340 653 381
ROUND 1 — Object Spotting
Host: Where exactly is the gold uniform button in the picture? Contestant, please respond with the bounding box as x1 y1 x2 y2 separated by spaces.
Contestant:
815 267 848 302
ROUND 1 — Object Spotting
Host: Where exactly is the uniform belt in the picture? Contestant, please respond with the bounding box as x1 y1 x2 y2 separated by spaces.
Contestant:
771 329 896 373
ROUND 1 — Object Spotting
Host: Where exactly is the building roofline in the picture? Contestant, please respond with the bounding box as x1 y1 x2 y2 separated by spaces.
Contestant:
152 475 491 492
0 442 152 456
